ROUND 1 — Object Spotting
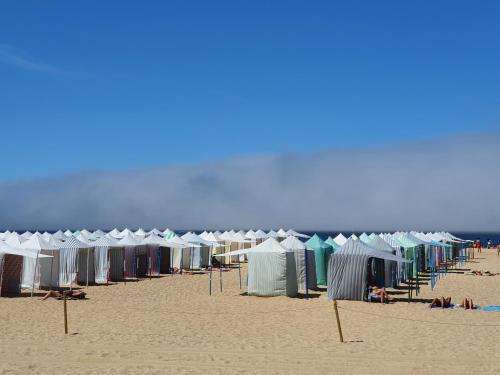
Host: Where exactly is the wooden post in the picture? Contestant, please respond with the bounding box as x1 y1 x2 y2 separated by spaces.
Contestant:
63 295 68 334
332 300 344 343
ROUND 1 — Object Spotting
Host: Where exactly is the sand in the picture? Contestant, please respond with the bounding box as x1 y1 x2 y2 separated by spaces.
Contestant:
1 249 500 374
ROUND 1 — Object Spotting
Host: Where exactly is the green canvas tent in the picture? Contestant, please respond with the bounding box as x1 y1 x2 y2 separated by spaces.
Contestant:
305 234 333 286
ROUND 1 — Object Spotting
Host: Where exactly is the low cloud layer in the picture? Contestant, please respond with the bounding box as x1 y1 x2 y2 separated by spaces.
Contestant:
1 134 499 232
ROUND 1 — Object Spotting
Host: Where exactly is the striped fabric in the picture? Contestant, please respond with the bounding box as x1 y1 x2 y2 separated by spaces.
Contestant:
247 252 298 297
0 254 23 296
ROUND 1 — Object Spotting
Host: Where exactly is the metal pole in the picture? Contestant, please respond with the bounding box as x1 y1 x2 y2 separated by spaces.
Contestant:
332 300 344 343
209 246 213 295
304 248 309 300
86 248 90 288
31 251 40 297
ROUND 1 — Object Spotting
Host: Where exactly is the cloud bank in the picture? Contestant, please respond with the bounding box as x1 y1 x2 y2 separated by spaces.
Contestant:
0 134 499 232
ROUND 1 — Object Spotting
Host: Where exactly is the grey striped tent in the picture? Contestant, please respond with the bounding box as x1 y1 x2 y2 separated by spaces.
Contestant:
280 236 317 291
216 238 298 297
327 239 408 301
363 234 398 288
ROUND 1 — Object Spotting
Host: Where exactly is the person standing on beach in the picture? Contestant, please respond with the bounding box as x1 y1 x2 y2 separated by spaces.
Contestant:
476 240 482 253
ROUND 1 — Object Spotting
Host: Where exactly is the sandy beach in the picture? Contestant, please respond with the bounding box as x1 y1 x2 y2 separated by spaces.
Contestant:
1 248 499 374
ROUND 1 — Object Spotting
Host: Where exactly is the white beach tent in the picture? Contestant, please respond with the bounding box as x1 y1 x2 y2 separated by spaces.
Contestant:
167 235 199 271
21 231 33 239
135 228 147 239
180 232 213 269
93 229 106 238
57 236 95 286
215 238 298 297
0 241 51 296
5 232 27 247
245 230 258 247
276 228 288 239
254 229 268 244
20 234 59 290
333 233 348 246
88 235 124 283
267 230 278 238
53 230 66 241
109 228 121 238
64 230 73 237
280 236 317 293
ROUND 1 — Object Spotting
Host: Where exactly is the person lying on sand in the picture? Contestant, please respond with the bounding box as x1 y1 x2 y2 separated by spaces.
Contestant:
369 286 394 303
460 298 477 310
429 296 452 308
471 270 498 276
40 290 86 301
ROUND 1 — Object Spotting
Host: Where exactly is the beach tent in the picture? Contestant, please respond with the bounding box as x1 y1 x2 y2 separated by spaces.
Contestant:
167 235 199 271
362 235 398 287
0 241 51 296
359 233 370 243
245 230 258 247
276 228 288 239
0 230 11 240
57 237 95 286
180 232 212 269
327 239 408 301
325 237 340 252
333 233 348 246
89 235 124 283
280 236 317 292
141 234 182 276
215 238 298 297
305 234 333 286
286 229 311 239
53 230 66 241
135 228 147 239
5 232 27 247
118 234 148 279
93 229 105 238
20 234 59 290
21 231 33 239
64 230 73 237
255 229 268 244
267 230 278 238
108 228 121 238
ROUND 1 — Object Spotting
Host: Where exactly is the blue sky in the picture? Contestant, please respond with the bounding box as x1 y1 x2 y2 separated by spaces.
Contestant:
1 1 499 181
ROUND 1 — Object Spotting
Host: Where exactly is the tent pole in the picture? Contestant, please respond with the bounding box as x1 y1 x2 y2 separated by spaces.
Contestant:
86 248 90 288
49 249 55 290
219 254 223 293
31 251 40 297
209 246 213 295
304 248 309 300
238 257 242 289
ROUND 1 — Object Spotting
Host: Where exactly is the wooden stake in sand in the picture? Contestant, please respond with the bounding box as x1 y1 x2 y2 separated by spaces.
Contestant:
332 300 344 343
63 295 68 334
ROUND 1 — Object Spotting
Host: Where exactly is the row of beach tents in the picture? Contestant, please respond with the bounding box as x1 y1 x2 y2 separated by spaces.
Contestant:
0 228 469 301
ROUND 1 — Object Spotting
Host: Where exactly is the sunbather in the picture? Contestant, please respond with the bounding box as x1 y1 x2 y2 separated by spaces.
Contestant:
460 298 477 309
40 290 86 300
369 286 394 303
429 296 452 308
